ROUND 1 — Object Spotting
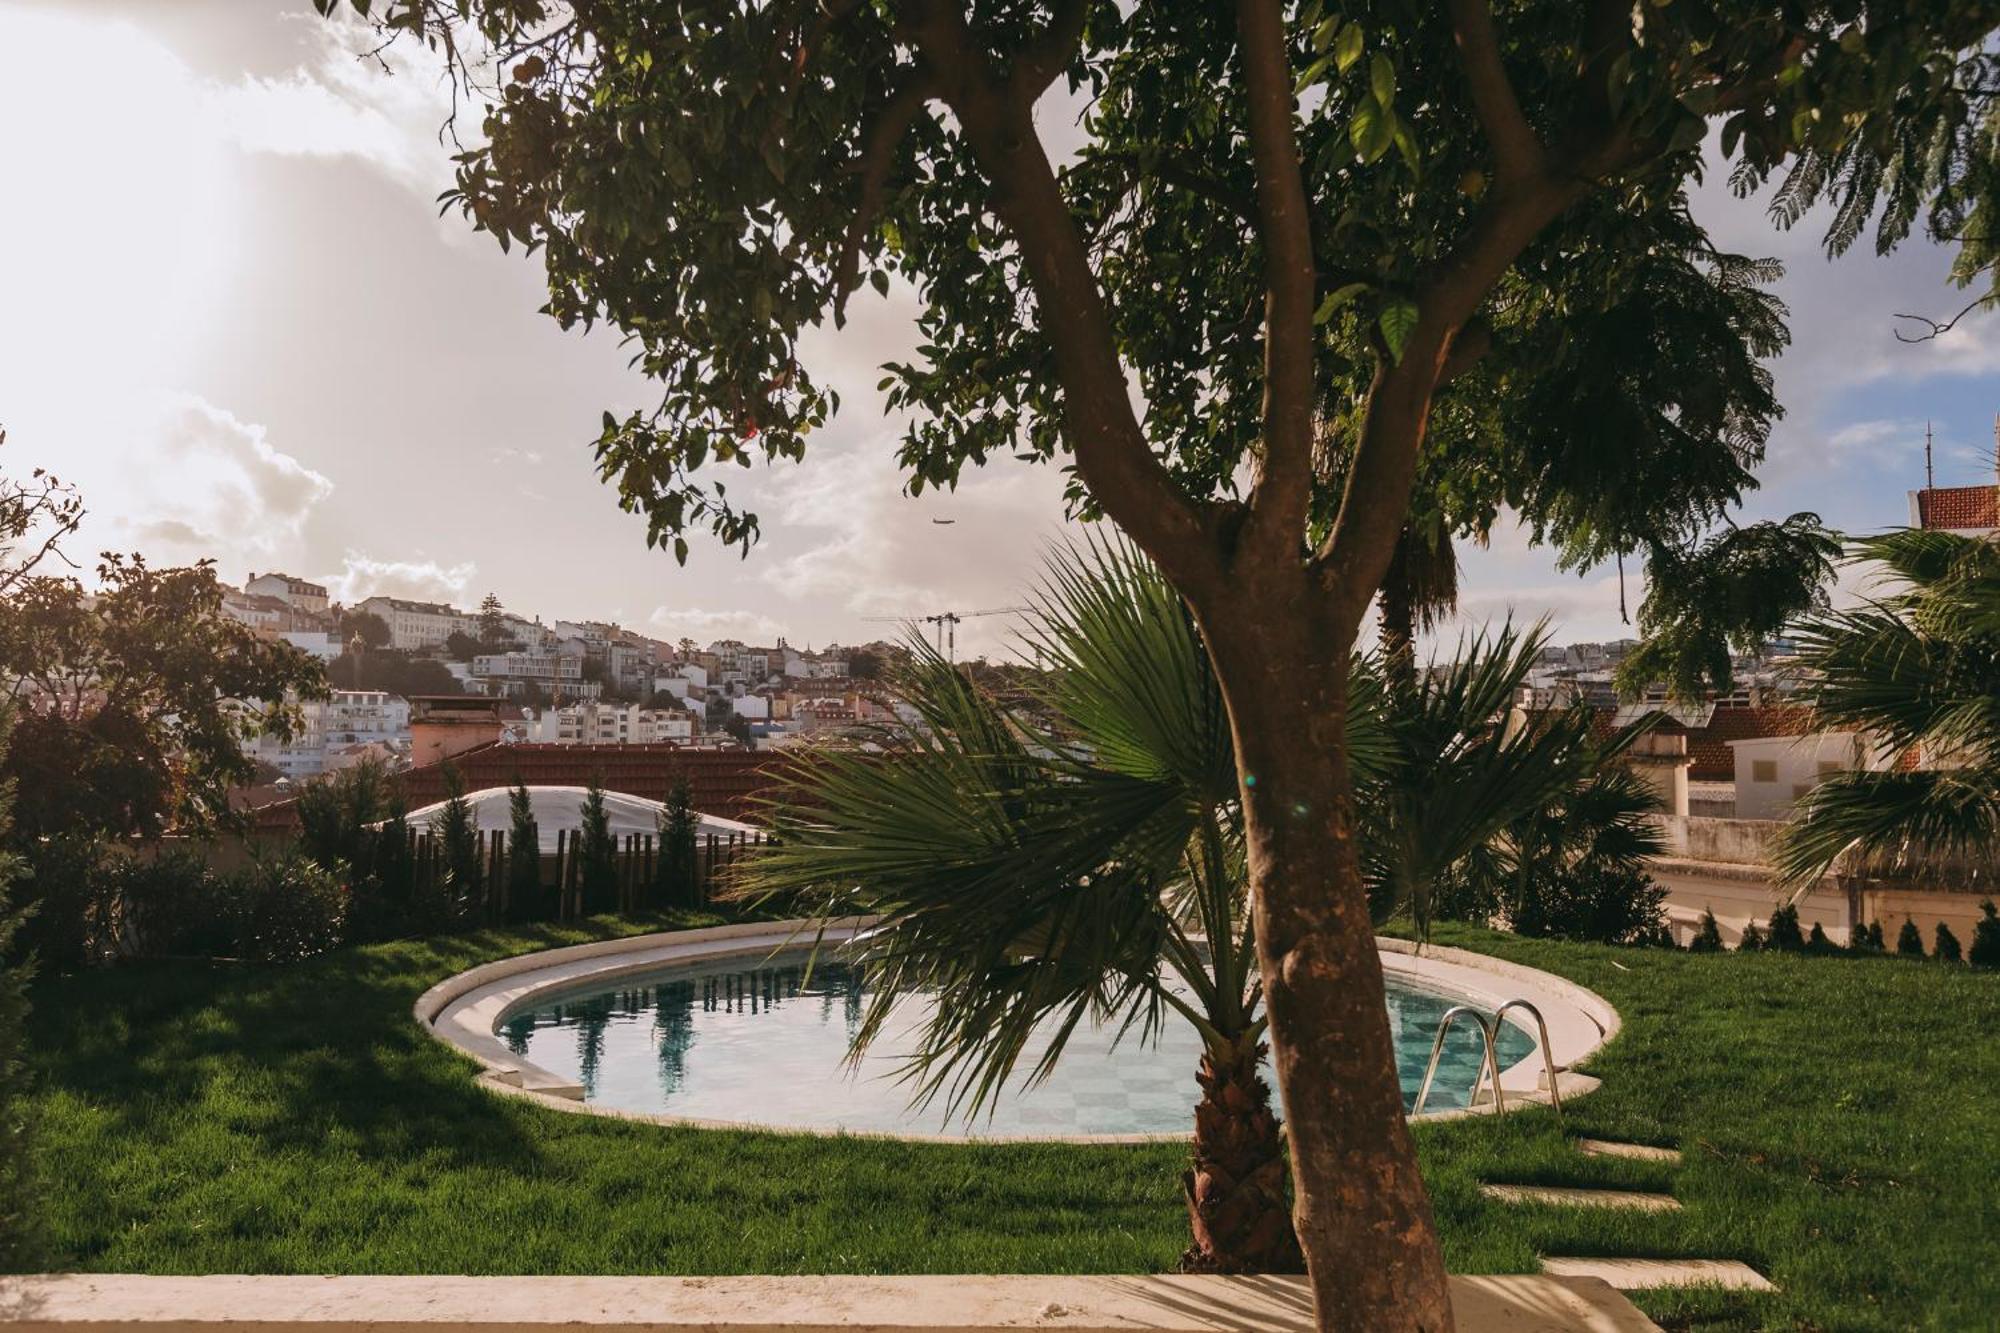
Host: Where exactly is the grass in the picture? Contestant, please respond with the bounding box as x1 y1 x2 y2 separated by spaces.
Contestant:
21 915 2000 1330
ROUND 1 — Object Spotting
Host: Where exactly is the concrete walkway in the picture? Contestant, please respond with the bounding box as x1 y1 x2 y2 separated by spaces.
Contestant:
1 1274 1662 1332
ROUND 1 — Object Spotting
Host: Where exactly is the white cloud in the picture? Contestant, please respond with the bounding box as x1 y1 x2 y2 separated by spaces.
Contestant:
322 551 477 605
646 606 787 643
204 13 459 198
117 396 333 567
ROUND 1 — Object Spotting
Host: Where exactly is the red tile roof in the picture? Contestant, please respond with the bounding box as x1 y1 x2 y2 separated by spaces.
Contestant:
247 744 800 832
1607 703 1818 782
1916 484 1999 531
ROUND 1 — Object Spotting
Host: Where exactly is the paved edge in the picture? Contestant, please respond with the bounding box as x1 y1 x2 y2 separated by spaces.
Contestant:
1541 1258 1776 1293
0 1274 1660 1332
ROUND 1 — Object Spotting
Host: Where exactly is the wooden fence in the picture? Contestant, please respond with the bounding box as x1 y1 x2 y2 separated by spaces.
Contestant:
403 828 767 923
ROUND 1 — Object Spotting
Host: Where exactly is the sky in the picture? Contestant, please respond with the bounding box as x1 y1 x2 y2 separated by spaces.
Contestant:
2 2 1996 662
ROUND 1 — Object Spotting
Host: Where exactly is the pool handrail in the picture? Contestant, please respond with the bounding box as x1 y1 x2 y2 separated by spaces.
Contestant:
1491 997 1564 1116
1411 1003 1504 1117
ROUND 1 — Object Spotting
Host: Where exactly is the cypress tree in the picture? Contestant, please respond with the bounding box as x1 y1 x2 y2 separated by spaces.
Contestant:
1896 918 1926 958
1737 921 1765 952
506 781 542 916
1806 922 1835 954
577 777 618 913
1933 922 1963 964
0 711 40 1268
654 776 701 909
430 764 482 920
1766 903 1805 952
1688 910 1724 954
1970 902 2000 970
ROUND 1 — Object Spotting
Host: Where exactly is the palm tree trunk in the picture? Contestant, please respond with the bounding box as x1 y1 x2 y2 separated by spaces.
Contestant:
1181 1031 1302 1273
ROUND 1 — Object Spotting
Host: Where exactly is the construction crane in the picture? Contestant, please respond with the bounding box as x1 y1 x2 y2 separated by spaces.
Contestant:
860 606 1030 661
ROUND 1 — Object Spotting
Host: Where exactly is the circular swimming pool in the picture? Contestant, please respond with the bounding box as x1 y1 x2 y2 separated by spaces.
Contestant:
494 947 1536 1137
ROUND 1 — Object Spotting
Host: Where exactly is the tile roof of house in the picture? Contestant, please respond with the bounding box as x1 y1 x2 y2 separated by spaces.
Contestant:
1915 484 1999 531
247 743 796 832
1604 703 1819 782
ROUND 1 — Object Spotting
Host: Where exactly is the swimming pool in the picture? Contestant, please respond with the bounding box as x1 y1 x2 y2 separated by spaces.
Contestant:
496 948 1536 1137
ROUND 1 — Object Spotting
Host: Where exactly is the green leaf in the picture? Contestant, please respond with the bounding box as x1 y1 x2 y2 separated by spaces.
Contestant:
1334 22 1364 73
1350 100 1393 164
1370 53 1397 106
1312 16 1341 52
1378 299 1419 363
1294 53 1334 94
1313 281 1371 325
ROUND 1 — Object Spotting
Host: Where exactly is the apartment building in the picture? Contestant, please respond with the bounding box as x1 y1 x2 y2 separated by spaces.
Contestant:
356 595 480 651
241 689 412 779
245 572 330 614
531 701 697 745
471 649 597 700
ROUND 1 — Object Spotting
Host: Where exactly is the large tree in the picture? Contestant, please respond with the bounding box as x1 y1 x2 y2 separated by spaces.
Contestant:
317 2 2000 1325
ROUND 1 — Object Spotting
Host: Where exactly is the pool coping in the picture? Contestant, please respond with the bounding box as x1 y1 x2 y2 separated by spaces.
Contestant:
416 920 1617 1143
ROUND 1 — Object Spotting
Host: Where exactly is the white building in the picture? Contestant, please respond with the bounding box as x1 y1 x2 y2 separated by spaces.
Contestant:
242 689 411 779
1729 731 1897 822
471 650 594 700
245 572 330 615
280 629 344 662
530 701 696 745
357 595 479 652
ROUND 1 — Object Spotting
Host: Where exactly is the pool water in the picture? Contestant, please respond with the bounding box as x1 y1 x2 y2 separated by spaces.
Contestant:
500 950 1534 1137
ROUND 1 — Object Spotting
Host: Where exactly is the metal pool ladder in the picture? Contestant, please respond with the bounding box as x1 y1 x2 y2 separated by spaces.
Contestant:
1411 999 1563 1118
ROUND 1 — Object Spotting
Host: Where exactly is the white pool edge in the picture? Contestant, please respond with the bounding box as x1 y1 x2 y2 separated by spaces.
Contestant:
417 921 1617 1143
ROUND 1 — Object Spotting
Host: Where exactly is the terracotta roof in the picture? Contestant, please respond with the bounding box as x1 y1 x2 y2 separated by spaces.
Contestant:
1915 484 1999 531
245 743 798 833
1600 703 1818 782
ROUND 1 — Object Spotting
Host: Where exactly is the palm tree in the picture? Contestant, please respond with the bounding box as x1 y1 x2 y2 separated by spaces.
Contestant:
740 539 1583 1272
1776 529 2000 887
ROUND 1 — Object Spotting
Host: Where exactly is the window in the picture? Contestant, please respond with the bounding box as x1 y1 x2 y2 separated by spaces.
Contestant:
1751 759 1778 783
1791 783 1814 801
1817 760 1843 777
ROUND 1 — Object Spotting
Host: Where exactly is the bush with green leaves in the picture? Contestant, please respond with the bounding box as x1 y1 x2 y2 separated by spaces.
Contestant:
231 854 351 963
1855 921 1886 953
1971 902 2000 970
577 778 618 911
1933 922 1963 964
428 765 482 923
1507 863 1672 948
1738 921 1766 952
1897 919 1927 958
1806 922 1836 954
296 759 417 939
1688 910 1725 954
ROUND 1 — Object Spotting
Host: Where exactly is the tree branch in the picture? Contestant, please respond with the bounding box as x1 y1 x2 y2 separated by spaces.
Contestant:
1232 0 1319 567
1447 0 1545 184
896 0 1223 598
1008 0 1090 103
833 72 935 327
1893 291 1998 342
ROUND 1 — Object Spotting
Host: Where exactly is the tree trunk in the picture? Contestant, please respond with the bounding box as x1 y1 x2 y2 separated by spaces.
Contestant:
1204 619 1454 1332
1181 1031 1302 1274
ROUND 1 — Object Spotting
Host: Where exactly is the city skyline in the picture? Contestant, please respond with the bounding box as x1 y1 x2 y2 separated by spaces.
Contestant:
3 1 1998 663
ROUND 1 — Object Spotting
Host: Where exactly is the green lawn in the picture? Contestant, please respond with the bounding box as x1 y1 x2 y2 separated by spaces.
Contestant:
22 916 2000 1330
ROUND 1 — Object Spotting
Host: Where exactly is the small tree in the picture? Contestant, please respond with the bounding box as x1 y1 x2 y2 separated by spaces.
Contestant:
340 609 391 650
576 778 618 913
506 781 542 914
1933 922 1963 964
1852 921 1885 954
1896 918 1926 959
1970 902 2000 971
445 630 482 663
1806 922 1835 955
1738 922 1766 952
654 777 700 910
429 765 482 921
1688 911 1724 955
0 709 40 1268
478 593 510 649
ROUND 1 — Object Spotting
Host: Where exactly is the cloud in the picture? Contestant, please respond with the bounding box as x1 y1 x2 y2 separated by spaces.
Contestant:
204 13 459 198
646 606 787 643
111 397 334 566
322 551 478 605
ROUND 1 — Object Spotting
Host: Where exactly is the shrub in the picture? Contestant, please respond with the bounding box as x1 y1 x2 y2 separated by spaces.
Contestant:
16 834 118 970
1896 918 1926 958
1738 921 1766 951
1766 903 1806 952
1971 902 2000 970
1933 921 1963 964
1688 910 1725 954
1508 864 1671 947
114 849 236 958
1806 922 1836 954
428 765 482 924
230 855 349 963
1854 920 1885 953
0 715 41 1268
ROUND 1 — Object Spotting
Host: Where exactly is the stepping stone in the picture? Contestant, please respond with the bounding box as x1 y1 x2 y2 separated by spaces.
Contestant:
1542 1257 1776 1292
1577 1138 1682 1163
1481 1183 1682 1212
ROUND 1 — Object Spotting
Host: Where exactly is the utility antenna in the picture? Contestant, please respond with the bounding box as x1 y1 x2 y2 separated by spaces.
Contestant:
1925 420 1935 490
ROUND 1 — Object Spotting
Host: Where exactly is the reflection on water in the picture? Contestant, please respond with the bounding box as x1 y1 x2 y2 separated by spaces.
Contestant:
502 952 1532 1137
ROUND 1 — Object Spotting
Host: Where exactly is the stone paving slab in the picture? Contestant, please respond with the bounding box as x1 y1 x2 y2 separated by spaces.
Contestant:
1542 1258 1776 1293
1576 1139 1682 1164
1482 1184 1683 1213
0 1274 1662 1333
